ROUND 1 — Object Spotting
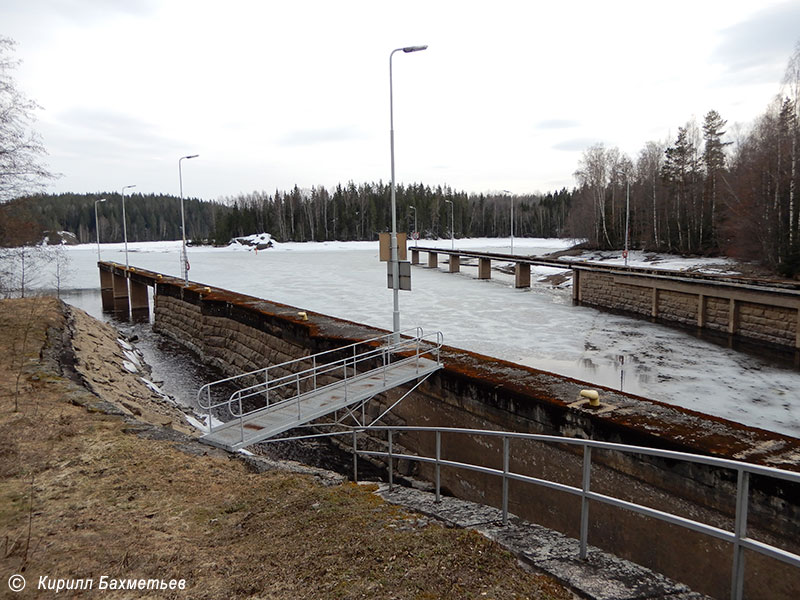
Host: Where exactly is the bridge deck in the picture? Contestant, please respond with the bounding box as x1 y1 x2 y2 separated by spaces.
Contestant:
201 356 440 451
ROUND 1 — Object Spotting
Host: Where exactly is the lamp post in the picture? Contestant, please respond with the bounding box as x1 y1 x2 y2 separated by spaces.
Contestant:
445 199 454 249
179 154 199 285
615 170 631 267
624 177 630 267
409 205 417 246
94 198 106 261
121 185 136 269
389 44 427 340
503 189 514 255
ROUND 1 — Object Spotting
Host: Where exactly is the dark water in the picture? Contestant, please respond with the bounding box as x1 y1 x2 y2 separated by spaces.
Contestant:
60 288 377 479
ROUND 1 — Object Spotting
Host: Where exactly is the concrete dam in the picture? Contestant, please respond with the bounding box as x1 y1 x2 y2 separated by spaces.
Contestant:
98 260 800 600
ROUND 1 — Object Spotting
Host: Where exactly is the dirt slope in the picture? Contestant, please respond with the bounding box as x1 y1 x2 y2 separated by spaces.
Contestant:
0 297 570 599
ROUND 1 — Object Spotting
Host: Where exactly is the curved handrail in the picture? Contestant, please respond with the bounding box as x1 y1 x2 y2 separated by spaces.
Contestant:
196 328 444 428
196 326 427 411
351 426 800 600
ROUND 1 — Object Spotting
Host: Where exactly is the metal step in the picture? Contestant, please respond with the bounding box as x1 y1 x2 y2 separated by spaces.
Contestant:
197 328 443 452
201 356 440 451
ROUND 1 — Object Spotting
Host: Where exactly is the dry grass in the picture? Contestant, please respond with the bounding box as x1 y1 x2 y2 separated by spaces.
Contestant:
0 298 572 599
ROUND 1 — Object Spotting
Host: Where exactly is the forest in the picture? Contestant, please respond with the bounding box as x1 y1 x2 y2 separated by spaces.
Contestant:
569 43 800 276
0 185 572 247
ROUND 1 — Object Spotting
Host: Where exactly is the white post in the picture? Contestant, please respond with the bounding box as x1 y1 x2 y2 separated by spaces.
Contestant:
121 185 136 269
94 198 106 261
389 45 427 341
179 154 199 285
445 199 453 250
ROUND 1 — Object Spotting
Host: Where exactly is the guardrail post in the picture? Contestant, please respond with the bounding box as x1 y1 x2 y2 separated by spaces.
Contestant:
206 387 213 434
580 445 592 559
502 436 509 526
238 393 244 443
388 430 394 491
352 430 358 483
312 356 317 391
296 374 301 419
435 430 441 503
731 469 750 600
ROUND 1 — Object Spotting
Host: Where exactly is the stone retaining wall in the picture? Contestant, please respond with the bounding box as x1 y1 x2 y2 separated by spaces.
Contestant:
576 267 800 349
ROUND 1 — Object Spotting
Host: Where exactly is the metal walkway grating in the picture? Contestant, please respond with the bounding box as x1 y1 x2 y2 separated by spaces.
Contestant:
197 328 443 451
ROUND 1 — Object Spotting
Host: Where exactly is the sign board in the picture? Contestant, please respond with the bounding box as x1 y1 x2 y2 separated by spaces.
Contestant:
379 232 408 261
387 260 411 291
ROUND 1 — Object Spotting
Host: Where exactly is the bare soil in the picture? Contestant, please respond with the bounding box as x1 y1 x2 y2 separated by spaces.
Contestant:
0 297 571 599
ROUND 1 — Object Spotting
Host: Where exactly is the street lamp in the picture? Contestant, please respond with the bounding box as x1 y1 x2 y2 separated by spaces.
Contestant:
503 190 513 255
94 198 106 261
389 44 427 340
444 199 454 250
409 205 417 247
179 154 199 285
121 185 136 269
623 177 630 267
615 171 631 267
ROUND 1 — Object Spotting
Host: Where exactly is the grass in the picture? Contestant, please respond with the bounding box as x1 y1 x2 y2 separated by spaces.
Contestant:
0 297 572 599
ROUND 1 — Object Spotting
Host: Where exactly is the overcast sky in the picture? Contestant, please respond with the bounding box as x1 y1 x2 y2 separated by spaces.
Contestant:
3 0 799 202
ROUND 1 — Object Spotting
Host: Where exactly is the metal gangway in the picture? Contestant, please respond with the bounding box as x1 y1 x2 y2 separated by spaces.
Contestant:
197 328 443 451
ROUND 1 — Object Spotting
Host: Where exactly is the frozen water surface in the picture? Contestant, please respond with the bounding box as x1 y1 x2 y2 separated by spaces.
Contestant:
43 238 800 440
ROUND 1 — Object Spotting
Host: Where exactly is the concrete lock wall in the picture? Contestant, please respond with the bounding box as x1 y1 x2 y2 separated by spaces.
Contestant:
574 267 800 350
149 277 800 600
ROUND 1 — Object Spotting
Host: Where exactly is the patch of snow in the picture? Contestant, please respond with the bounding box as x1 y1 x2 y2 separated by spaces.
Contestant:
140 377 170 400
122 360 138 373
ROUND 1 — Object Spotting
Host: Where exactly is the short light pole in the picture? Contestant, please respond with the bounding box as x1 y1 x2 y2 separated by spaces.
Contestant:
445 199 454 250
624 177 630 267
121 185 136 269
409 205 418 246
94 198 106 261
179 154 199 285
615 170 631 267
503 189 514 254
389 44 427 340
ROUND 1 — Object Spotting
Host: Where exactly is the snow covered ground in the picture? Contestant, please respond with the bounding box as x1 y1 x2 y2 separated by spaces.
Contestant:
35 237 800 440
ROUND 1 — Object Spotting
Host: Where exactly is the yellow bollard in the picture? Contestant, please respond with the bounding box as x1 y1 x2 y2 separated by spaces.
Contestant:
297 311 308 321
579 389 600 408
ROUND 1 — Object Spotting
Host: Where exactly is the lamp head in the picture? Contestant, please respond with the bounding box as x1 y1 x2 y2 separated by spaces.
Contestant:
183 154 199 160
98 198 106 203
403 45 428 53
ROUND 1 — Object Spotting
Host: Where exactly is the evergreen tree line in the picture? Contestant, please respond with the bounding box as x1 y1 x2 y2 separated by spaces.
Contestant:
568 43 800 276
1 186 572 247
215 183 572 244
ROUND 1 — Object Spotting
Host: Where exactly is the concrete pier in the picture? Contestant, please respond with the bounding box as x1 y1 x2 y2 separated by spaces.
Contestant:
514 262 530 288
100 267 114 311
448 254 460 273
478 257 492 279
427 251 438 268
111 272 129 314
129 277 149 319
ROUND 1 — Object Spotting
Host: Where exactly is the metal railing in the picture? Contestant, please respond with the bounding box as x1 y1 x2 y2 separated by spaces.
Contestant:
196 328 443 441
352 426 800 600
